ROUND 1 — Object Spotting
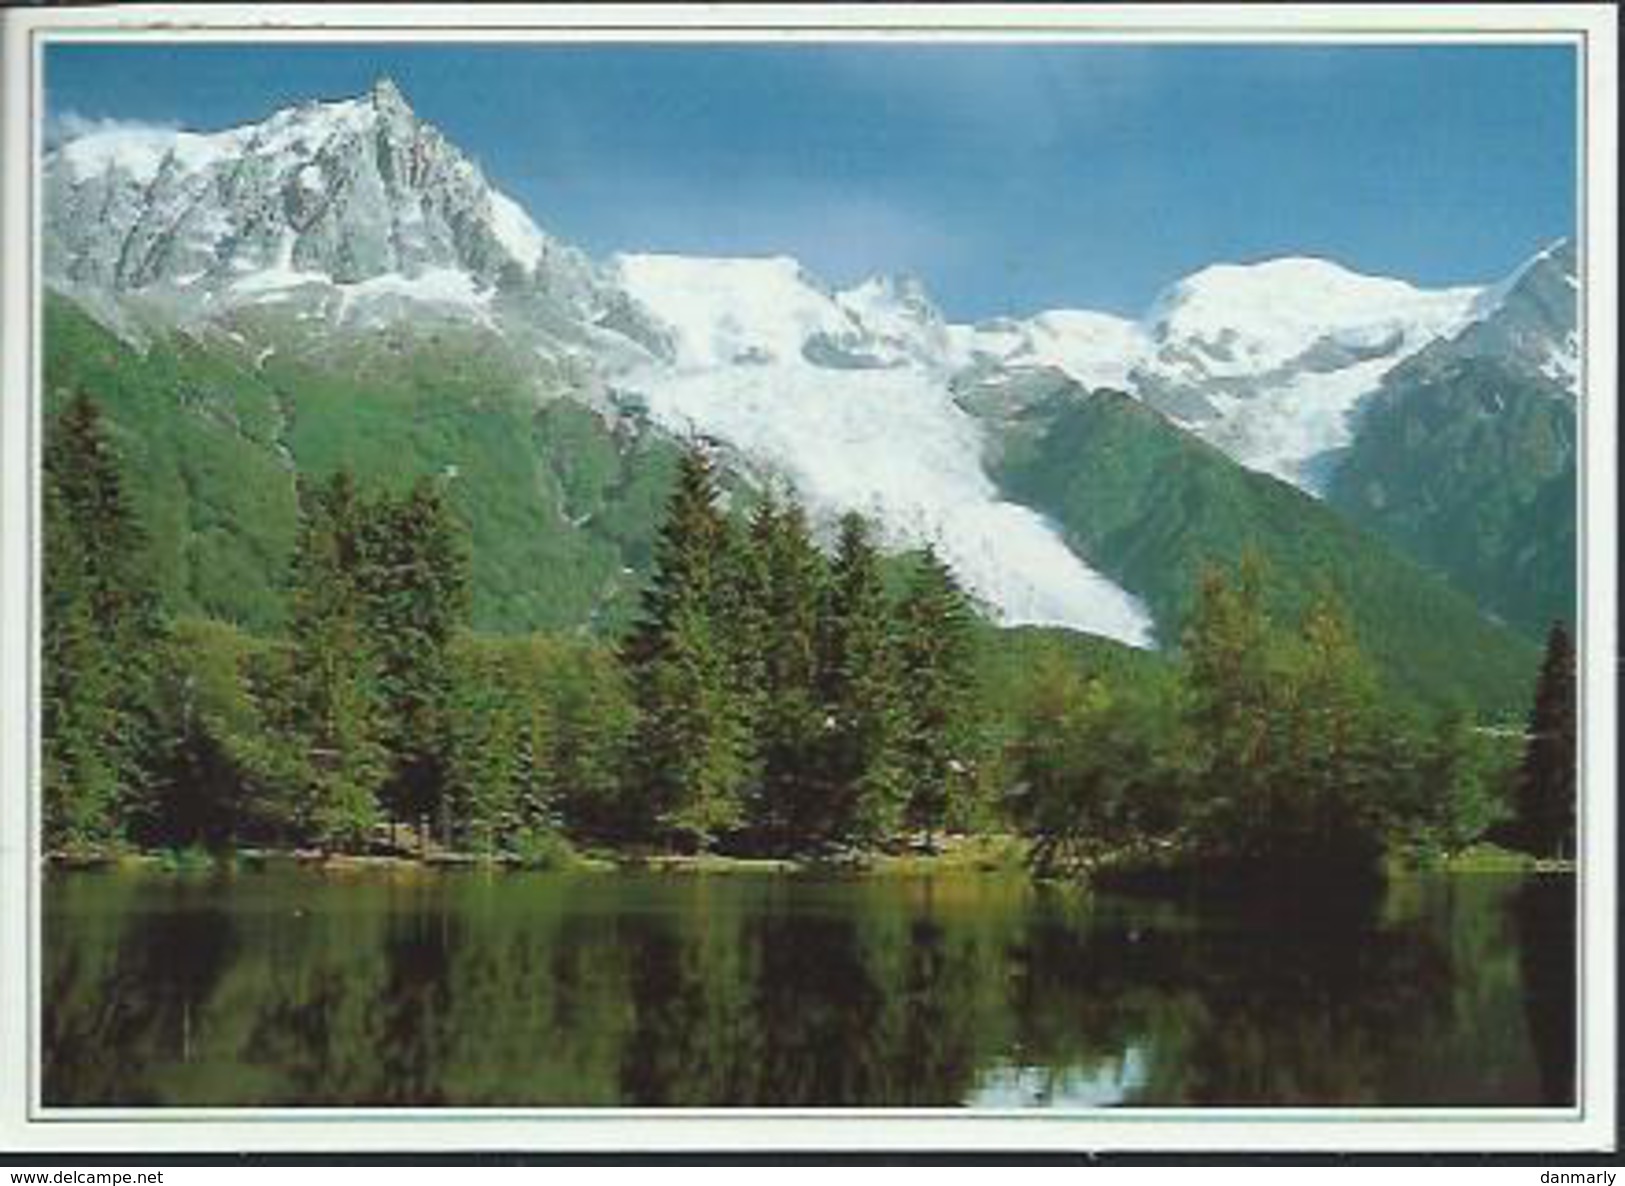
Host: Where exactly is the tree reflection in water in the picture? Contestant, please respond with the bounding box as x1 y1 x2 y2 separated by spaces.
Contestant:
43 867 1567 1107
1515 874 1576 1106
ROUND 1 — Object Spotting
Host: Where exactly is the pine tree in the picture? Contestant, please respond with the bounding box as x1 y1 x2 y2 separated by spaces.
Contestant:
819 512 907 849
749 492 829 852
714 489 774 809
506 643 560 842
41 479 121 849
359 477 471 826
444 640 524 857
42 393 166 851
1280 590 1387 871
1009 654 1108 875
152 618 289 849
1184 560 1392 885
896 545 980 848
547 644 634 842
1181 553 1278 859
283 471 387 852
622 448 748 850
1516 621 1577 859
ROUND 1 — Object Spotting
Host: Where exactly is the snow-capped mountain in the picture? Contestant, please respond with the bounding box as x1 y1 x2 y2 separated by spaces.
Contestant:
611 254 1154 644
43 78 661 359
41 80 1576 648
953 258 1497 490
1398 239 1579 392
40 86 1155 644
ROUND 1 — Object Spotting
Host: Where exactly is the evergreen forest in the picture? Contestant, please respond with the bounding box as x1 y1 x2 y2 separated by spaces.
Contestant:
43 393 1579 884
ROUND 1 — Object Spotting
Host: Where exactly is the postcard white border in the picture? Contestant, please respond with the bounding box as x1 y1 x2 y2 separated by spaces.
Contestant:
1 2 1616 1154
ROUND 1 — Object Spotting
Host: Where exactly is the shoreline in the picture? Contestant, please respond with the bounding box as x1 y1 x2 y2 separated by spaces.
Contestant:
41 834 1035 877
39 837 1576 878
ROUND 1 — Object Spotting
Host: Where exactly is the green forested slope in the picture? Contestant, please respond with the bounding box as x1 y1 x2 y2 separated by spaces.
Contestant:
1326 357 1576 641
992 388 1540 717
45 295 1542 717
43 295 681 635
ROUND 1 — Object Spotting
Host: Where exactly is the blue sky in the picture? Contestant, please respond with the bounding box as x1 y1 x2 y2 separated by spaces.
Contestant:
45 42 1577 320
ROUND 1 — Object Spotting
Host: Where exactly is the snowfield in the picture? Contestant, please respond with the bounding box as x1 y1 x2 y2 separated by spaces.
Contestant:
615 254 1154 645
953 257 1490 491
620 359 1154 645
43 81 1577 651
1139 257 1481 377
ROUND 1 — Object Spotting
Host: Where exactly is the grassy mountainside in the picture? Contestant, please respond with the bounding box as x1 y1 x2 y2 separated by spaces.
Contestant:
1326 357 1576 641
992 388 1540 717
43 294 682 636
45 294 1543 717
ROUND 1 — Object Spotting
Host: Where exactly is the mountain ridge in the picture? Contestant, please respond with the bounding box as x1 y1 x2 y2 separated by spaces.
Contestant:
42 80 1576 663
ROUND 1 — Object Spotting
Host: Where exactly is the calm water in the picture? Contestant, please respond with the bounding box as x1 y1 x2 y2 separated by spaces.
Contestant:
43 866 1574 1108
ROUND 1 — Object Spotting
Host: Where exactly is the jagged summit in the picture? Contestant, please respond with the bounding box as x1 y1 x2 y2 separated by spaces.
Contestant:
39 81 1577 646
845 271 933 310
41 80 631 341
1402 238 1578 393
370 74 411 114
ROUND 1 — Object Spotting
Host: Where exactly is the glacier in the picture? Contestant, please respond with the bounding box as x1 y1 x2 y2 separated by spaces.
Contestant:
41 79 1577 650
614 254 1153 643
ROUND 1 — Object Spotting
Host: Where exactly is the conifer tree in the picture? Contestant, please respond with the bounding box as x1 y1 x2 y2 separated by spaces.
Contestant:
820 512 907 848
547 645 634 841
443 640 524 856
283 471 387 851
622 448 748 850
1516 621 1577 859
153 618 287 848
360 477 471 826
1009 655 1109 875
1280 590 1387 869
42 394 166 850
896 545 979 847
714 489 774 805
1181 552 1278 858
506 646 560 842
1185 561 1394 882
42 480 122 849
750 493 829 851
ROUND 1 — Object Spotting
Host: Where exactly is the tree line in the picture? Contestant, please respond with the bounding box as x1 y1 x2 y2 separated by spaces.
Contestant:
43 392 1577 874
1011 556 1576 886
619 449 981 854
42 397 981 860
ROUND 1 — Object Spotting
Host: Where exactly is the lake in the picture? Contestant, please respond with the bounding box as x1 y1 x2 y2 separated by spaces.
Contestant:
42 865 1574 1108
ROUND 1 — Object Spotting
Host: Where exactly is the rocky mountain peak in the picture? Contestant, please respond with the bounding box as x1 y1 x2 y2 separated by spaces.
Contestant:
370 75 412 118
1399 238 1578 395
40 81 645 345
40 80 1580 558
